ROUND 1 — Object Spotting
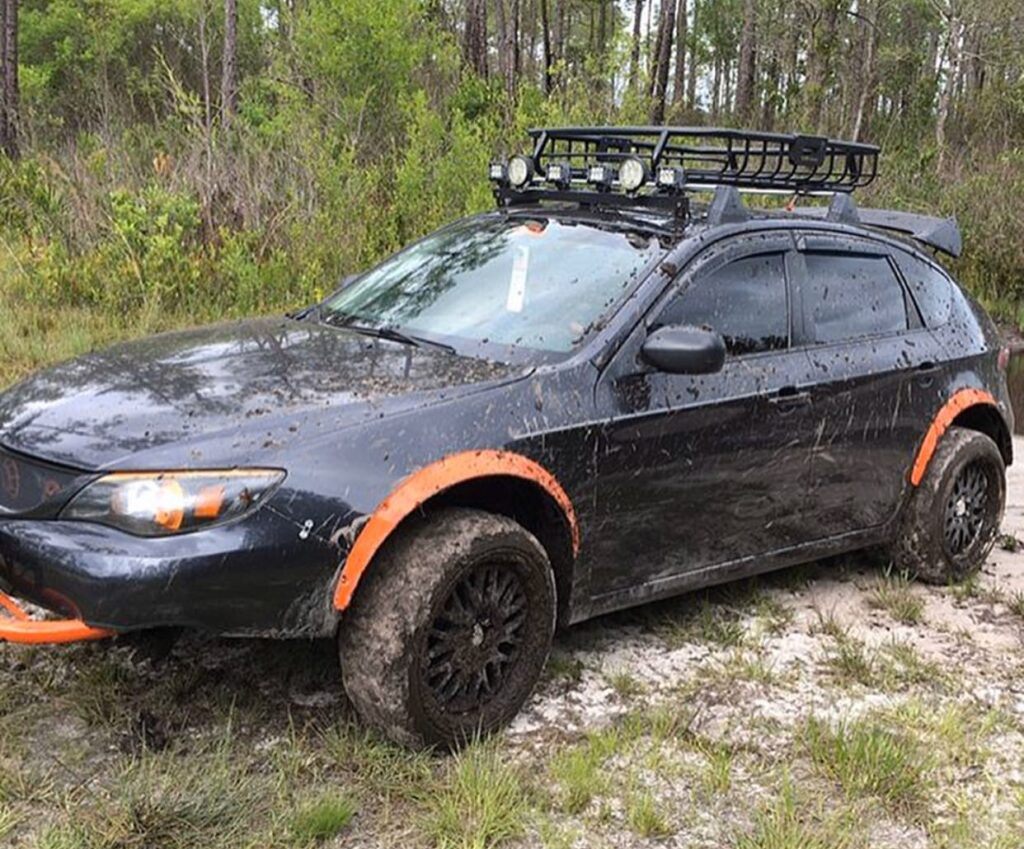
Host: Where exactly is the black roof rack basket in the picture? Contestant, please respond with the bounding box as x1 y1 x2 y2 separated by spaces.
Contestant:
521 126 878 195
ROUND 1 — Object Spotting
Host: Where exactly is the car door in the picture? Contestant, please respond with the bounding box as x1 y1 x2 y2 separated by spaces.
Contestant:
586 232 822 596
793 232 947 539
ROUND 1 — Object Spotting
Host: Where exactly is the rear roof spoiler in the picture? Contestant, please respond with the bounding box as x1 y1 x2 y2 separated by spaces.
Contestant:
792 194 962 257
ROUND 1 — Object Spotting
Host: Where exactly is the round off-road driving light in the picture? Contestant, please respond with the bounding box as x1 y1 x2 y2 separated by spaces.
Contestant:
619 157 649 192
587 163 615 190
545 161 572 189
656 166 686 191
507 154 534 188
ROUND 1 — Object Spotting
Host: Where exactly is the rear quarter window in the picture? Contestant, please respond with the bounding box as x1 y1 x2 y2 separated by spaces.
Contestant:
803 252 907 344
895 252 954 328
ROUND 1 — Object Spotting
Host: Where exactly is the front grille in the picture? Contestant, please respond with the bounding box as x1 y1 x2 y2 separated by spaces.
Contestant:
0 445 89 517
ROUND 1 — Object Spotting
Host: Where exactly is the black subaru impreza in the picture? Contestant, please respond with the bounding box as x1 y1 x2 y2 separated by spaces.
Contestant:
0 128 1013 747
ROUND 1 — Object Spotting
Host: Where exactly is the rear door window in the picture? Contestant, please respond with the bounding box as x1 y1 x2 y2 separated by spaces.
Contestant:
660 253 789 355
894 252 954 328
803 252 907 344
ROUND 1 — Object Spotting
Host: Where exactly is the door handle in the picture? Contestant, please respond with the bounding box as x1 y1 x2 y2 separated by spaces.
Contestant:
769 386 812 408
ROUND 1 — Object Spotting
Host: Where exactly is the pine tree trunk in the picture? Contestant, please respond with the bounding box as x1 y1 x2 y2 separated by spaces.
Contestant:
936 13 962 171
629 0 644 90
672 0 687 107
686 0 698 109
650 0 675 122
540 0 553 92
851 4 878 141
0 0 6 157
804 0 843 132
735 0 757 123
222 0 238 127
463 0 488 77
1 0 17 159
494 0 516 101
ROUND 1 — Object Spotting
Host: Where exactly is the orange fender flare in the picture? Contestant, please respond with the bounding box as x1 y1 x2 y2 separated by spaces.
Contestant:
333 450 579 611
909 388 998 486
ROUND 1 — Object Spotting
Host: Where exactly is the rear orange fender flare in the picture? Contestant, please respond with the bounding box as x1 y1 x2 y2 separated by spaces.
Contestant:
909 388 998 486
332 450 580 611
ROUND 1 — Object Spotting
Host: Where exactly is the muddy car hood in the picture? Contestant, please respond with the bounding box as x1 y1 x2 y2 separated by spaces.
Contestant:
0 317 527 470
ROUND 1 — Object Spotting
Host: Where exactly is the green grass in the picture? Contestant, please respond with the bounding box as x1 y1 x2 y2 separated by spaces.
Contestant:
624 788 673 838
1007 590 1024 619
320 723 433 796
544 652 584 686
695 739 734 794
421 742 530 849
0 266 197 390
289 793 358 844
735 780 856 849
41 742 271 849
549 744 611 815
868 574 925 625
820 633 878 687
876 640 948 690
755 595 795 636
805 716 932 817
0 805 20 841
607 671 646 700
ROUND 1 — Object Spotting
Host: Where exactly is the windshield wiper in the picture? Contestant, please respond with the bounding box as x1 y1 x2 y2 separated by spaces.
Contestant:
324 315 457 354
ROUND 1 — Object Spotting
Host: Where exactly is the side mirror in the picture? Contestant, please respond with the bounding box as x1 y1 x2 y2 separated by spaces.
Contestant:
641 325 726 375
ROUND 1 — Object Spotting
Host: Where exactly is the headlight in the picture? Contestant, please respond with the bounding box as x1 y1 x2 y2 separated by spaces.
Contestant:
62 469 286 536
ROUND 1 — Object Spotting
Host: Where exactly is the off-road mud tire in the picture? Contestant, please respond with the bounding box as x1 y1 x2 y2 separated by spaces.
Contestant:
890 426 1005 584
338 507 556 749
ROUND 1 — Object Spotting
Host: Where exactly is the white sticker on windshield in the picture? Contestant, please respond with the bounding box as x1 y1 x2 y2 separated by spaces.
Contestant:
506 246 529 313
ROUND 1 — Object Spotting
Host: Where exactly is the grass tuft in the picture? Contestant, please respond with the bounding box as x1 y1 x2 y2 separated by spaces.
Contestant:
820 633 877 687
421 741 529 849
868 573 925 625
805 716 931 816
735 779 855 849
550 745 609 815
625 788 673 838
607 671 646 700
289 794 357 844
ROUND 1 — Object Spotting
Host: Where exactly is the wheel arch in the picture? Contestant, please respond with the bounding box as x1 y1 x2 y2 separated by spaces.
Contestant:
950 403 1012 467
910 388 1008 486
332 451 580 622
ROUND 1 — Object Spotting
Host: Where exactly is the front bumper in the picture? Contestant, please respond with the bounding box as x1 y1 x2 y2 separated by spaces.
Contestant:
0 508 344 638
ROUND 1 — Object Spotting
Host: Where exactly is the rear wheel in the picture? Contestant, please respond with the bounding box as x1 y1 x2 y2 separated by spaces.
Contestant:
890 426 1005 583
338 508 555 749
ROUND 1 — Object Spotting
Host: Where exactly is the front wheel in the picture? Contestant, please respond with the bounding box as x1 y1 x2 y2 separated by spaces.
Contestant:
890 426 1006 583
338 507 556 749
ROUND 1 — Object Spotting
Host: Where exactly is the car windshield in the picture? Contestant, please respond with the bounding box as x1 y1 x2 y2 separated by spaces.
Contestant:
321 215 663 357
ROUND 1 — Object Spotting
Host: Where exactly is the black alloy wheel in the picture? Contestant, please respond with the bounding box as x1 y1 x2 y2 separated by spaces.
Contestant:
423 561 529 715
